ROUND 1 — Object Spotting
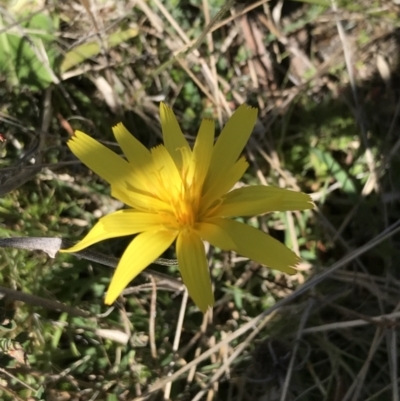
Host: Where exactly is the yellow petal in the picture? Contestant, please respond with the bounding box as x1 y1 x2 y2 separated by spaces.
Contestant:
151 145 182 193
112 185 171 212
214 185 314 217
62 210 164 253
112 123 152 167
200 157 248 216
204 218 299 274
176 229 214 312
159 102 190 169
112 123 158 193
195 221 236 250
204 105 257 191
189 118 214 186
68 130 132 187
105 229 177 304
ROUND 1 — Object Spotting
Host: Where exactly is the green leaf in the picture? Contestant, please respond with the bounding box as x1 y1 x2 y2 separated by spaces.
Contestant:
60 27 139 73
311 148 357 196
0 12 58 90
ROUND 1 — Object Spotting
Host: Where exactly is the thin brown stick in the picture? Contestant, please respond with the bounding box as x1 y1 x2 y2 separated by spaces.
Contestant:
389 327 399 401
0 286 90 317
280 299 314 401
149 276 158 359
191 311 277 401
163 289 188 400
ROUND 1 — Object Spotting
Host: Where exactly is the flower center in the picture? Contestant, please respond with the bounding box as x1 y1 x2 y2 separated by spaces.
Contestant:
171 181 197 227
157 171 201 229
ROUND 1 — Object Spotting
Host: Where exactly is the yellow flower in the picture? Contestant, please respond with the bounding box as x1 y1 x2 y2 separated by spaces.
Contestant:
63 103 313 312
